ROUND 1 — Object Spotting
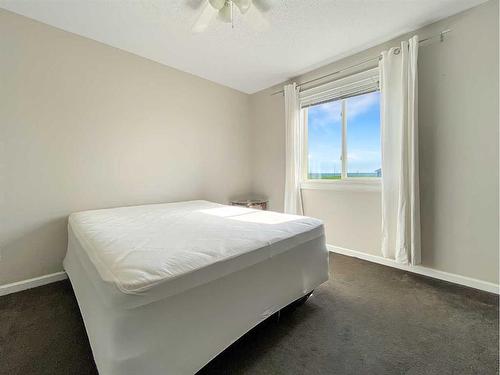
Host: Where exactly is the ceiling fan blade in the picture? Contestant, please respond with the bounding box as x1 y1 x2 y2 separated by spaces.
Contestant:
233 0 251 14
192 3 217 33
185 0 206 10
252 0 271 13
245 4 269 31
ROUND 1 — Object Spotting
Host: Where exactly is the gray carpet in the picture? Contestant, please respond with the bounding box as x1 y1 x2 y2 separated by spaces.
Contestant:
0 253 498 375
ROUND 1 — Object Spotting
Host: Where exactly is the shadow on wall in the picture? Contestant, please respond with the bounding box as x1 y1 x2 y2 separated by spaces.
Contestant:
1 217 68 285
418 112 438 269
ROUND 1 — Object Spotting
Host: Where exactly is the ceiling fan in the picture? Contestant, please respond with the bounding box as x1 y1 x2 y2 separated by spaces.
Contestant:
189 0 270 32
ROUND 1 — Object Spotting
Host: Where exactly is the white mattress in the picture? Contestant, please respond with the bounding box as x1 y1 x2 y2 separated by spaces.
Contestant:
64 200 329 374
68 200 324 300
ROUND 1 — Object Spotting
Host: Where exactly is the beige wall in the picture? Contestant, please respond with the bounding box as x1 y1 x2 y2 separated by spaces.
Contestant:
302 190 382 255
0 9 252 285
1 1 498 287
250 0 499 284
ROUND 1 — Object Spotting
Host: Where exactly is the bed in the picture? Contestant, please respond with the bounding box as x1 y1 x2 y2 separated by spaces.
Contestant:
63 200 329 374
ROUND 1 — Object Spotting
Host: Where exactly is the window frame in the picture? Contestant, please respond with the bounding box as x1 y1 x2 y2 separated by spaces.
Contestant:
299 68 382 192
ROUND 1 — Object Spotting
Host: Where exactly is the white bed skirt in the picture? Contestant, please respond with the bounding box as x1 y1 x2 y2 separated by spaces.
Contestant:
64 226 329 375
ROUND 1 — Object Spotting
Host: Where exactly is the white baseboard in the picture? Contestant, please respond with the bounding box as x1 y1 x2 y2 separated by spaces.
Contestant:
0 271 67 297
328 244 499 294
1 247 498 297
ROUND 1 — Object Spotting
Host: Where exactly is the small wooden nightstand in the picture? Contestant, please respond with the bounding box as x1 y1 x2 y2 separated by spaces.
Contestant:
230 198 269 210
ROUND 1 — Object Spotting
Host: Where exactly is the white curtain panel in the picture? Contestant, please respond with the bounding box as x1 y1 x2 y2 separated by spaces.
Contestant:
379 36 421 265
283 83 304 215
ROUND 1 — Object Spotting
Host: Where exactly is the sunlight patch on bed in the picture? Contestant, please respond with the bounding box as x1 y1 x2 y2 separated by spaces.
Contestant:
198 206 253 217
231 211 302 224
199 207 301 224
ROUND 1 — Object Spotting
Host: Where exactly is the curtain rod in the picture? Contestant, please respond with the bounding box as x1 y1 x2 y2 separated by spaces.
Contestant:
271 29 451 96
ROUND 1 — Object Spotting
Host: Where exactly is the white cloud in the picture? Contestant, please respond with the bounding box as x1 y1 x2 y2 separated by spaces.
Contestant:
314 101 342 122
308 91 379 129
345 92 379 119
348 149 380 162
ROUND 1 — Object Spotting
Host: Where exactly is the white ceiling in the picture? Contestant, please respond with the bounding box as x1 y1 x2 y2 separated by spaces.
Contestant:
0 0 487 93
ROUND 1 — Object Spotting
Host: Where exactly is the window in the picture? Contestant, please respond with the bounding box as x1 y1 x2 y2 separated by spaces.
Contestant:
301 68 381 185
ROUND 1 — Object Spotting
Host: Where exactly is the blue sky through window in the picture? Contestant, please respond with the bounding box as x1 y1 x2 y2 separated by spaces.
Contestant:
307 100 342 177
307 91 381 178
346 91 381 176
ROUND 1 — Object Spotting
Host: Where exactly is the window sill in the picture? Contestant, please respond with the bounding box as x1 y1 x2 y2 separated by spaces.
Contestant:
300 179 381 192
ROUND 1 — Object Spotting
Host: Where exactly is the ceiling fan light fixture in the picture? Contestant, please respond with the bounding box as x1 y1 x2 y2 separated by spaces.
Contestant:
208 0 226 10
193 0 269 32
233 0 251 14
218 3 232 23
